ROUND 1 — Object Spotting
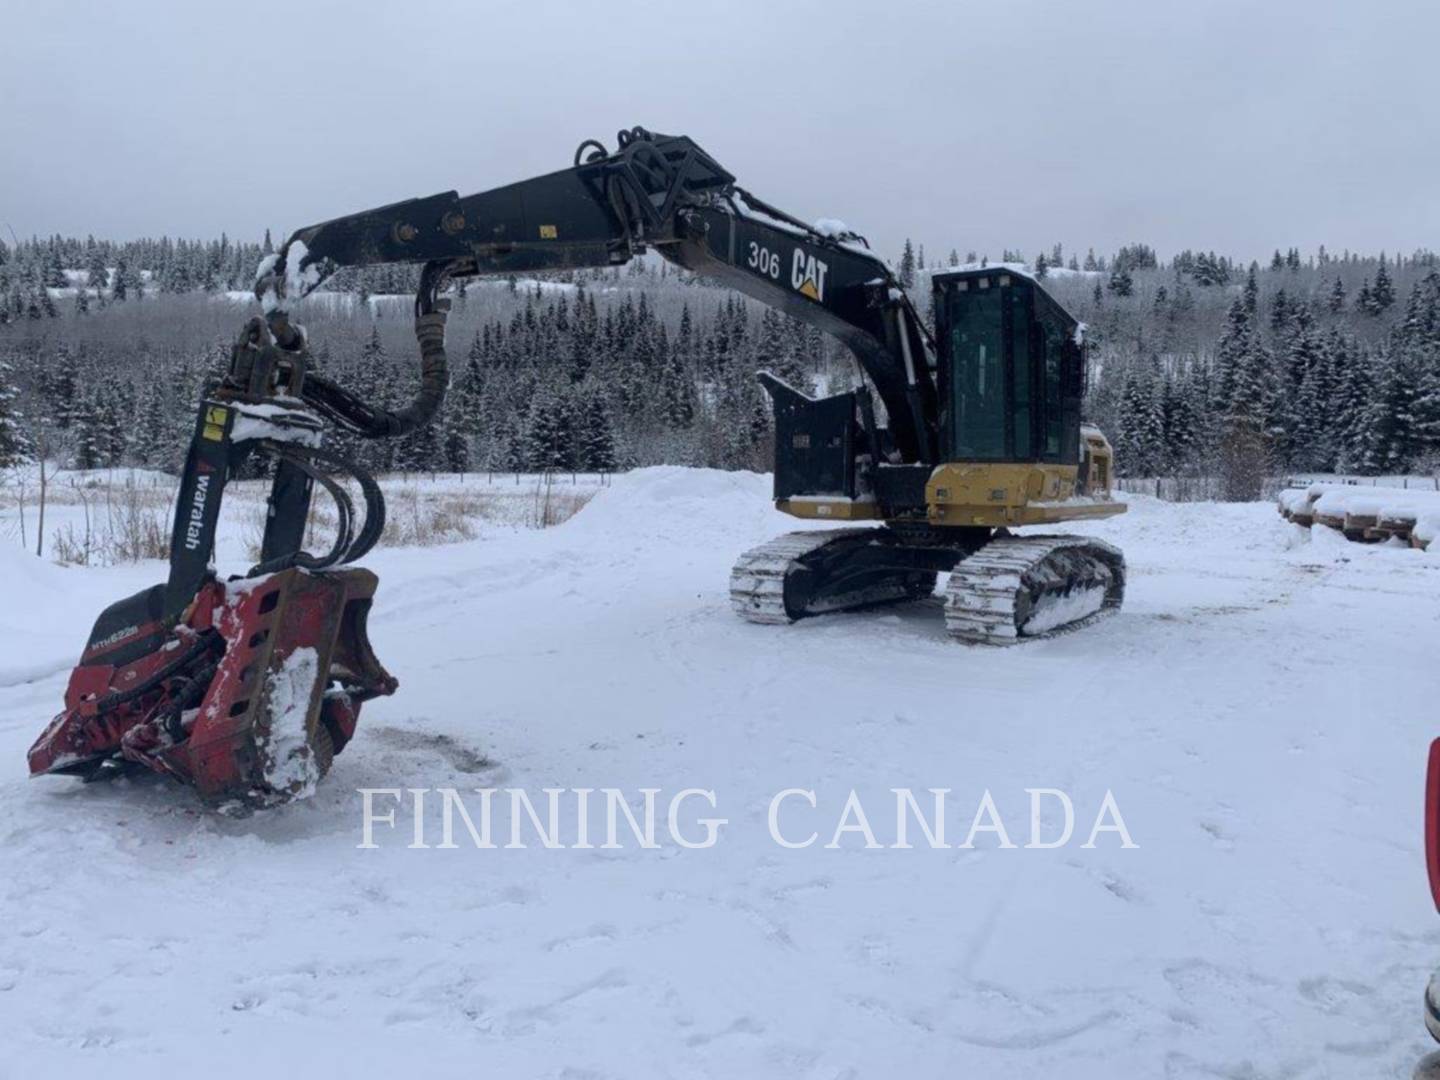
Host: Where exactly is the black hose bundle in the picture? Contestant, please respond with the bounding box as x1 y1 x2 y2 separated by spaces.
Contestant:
299 259 454 440
247 441 387 576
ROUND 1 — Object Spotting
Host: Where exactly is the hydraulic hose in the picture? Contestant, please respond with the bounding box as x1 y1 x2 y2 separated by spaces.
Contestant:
300 259 454 440
245 441 387 576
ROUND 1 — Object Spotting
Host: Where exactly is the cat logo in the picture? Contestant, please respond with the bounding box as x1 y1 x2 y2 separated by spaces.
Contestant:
791 249 828 302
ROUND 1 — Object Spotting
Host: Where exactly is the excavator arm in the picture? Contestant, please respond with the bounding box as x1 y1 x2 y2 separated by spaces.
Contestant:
266 127 940 470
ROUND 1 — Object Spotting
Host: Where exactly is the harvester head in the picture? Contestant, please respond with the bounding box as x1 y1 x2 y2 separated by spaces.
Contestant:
28 567 395 808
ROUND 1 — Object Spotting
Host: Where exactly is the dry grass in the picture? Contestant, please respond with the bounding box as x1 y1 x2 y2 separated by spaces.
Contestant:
3 467 600 565
380 488 483 547
236 477 596 559
525 484 595 529
49 480 171 567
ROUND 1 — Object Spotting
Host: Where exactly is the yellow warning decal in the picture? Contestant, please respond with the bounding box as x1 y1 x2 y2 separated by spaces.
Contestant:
206 406 228 426
202 424 224 442
539 224 558 239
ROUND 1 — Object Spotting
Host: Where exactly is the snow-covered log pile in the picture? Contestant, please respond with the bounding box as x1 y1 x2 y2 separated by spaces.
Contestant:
1278 483 1439 549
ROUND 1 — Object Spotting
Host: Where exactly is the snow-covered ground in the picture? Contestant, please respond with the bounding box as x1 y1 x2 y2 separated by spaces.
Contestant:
1 468 1437 1077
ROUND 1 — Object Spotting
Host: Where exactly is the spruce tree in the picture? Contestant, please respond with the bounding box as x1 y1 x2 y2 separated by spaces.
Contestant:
1414 347 1440 463
898 239 917 288
72 395 105 470
1335 340 1376 472
44 246 67 289
112 256 130 301
1161 370 1205 475
1362 347 1418 472
0 360 31 467
1357 278 1375 316
1214 292 1271 498
1114 365 1162 476
581 396 617 472
661 340 695 429
442 417 470 475
1269 289 1290 334
1242 263 1259 316
1371 259 1396 314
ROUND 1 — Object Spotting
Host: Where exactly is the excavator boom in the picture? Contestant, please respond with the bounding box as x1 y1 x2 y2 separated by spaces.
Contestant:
273 127 938 469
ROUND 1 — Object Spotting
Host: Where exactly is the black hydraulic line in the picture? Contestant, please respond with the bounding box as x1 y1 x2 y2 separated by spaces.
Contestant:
290 464 354 569
90 631 222 715
574 138 608 167
161 659 221 742
299 259 455 440
244 441 385 577
298 441 386 565
291 442 385 565
248 446 358 575
333 448 386 563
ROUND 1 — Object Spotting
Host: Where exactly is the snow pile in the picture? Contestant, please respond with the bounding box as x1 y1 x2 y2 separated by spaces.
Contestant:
1 536 66 601
563 465 773 539
256 646 321 801
0 542 94 685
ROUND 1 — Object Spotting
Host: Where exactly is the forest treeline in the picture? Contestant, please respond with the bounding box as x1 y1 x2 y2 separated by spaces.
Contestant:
1 230 1438 499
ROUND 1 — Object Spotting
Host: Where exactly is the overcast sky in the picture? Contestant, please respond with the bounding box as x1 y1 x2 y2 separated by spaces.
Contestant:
1 0 1435 265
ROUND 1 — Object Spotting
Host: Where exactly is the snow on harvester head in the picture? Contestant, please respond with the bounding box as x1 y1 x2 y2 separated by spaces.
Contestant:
27 244 461 808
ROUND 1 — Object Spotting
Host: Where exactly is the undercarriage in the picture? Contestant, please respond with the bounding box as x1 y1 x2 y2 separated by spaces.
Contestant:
730 525 1126 645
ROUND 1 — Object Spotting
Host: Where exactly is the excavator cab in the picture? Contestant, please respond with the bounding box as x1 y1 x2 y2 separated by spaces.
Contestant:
766 267 1116 524
924 268 1118 525
932 267 1085 468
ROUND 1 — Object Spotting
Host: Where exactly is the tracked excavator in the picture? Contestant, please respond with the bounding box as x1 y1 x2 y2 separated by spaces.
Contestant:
28 126 1125 807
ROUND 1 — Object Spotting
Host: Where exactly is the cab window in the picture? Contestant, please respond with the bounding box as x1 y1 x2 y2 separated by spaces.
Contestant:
948 283 1007 460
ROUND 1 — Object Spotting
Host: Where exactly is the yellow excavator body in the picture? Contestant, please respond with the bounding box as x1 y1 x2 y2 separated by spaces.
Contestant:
776 426 1126 529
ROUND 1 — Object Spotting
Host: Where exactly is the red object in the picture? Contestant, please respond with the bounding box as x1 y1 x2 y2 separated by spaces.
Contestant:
1427 738 1440 912
28 567 395 806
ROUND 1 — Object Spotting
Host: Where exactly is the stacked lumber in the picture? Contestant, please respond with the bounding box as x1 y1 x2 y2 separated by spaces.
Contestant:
1278 484 1438 550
